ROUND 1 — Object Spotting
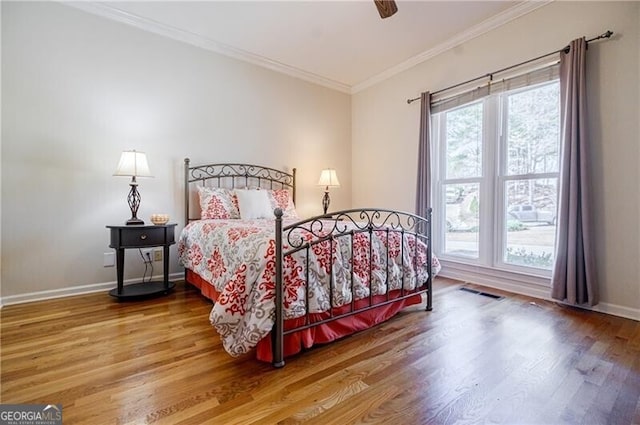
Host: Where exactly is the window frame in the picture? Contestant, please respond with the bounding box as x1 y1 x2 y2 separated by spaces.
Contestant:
432 80 560 279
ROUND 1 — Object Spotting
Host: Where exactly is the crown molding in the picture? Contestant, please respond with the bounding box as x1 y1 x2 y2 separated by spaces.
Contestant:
61 1 351 94
351 0 554 94
62 1 552 96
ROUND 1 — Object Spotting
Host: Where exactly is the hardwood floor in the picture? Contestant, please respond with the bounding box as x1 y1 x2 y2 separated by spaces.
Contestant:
1 278 639 424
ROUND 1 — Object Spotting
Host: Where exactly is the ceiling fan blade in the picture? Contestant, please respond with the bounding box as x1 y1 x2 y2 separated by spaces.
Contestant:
374 0 398 19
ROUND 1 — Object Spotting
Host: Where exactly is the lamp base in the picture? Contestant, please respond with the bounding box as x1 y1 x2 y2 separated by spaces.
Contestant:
322 189 330 215
125 178 144 225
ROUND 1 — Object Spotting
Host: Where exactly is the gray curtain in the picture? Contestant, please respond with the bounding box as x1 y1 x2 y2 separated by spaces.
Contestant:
415 91 431 218
551 38 598 306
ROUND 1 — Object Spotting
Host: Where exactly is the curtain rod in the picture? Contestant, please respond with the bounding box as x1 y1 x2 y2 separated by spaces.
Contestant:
406 30 613 105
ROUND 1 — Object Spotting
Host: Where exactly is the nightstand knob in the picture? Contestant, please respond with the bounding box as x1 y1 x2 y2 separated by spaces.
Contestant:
140 234 147 240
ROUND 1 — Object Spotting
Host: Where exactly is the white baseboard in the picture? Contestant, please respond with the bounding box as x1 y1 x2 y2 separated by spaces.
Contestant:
439 263 640 322
3 268 638 322
589 302 640 322
0 272 185 307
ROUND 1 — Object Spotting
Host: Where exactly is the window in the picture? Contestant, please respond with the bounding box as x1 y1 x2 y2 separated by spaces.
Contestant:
442 101 483 258
433 81 560 275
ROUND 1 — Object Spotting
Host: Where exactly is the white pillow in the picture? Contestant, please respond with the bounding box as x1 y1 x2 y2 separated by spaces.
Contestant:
234 189 274 219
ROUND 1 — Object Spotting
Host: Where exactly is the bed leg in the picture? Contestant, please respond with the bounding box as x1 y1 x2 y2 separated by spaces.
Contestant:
426 207 433 312
273 208 285 368
426 275 433 311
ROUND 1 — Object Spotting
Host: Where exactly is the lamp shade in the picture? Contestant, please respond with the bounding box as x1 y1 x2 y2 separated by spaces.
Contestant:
113 150 153 177
317 168 340 187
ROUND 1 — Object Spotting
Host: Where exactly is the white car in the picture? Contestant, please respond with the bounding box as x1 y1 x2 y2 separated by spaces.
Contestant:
508 205 556 225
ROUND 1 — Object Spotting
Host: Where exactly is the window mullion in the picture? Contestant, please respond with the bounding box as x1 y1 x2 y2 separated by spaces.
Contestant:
504 172 559 181
481 95 498 267
434 113 446 256
442 177 482 185
495 93 509 268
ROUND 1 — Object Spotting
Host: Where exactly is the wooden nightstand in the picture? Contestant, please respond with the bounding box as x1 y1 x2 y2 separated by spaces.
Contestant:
106 223 177 300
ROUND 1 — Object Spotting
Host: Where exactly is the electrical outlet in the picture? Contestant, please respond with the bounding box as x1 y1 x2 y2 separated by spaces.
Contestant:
103 252 115 267
141 249 153 263
153 249 163 262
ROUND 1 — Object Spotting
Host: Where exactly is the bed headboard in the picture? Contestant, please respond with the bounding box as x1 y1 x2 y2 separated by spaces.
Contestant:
184 158 296 224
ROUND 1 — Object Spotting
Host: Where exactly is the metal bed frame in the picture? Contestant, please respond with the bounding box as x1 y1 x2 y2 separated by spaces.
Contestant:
184 159 296 223
184 159 432 368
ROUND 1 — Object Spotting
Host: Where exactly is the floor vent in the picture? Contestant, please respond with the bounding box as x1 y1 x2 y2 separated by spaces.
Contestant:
459 287 504 300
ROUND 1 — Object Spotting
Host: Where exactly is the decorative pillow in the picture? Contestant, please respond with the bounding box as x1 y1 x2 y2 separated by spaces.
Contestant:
234 189 274 219
198 186 240 219
267 189 298 219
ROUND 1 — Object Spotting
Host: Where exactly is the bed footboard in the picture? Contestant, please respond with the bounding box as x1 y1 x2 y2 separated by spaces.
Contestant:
273 208 433 368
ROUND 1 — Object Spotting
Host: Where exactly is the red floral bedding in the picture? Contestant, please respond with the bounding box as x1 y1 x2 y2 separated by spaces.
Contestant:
178 219 441 357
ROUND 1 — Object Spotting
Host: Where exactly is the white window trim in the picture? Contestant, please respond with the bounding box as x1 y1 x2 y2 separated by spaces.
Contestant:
437 258 551 298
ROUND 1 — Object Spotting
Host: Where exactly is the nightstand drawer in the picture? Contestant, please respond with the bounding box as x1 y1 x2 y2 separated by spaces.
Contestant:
107 224 176 249
120 227 166 246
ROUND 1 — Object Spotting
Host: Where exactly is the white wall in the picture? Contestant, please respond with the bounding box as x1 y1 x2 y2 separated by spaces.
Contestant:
1 2 351 299
0 2 3 304
352 2 640 314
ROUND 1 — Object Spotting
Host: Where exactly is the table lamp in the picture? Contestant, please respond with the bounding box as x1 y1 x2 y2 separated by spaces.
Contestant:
317 168 340 214
114 150 153 225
